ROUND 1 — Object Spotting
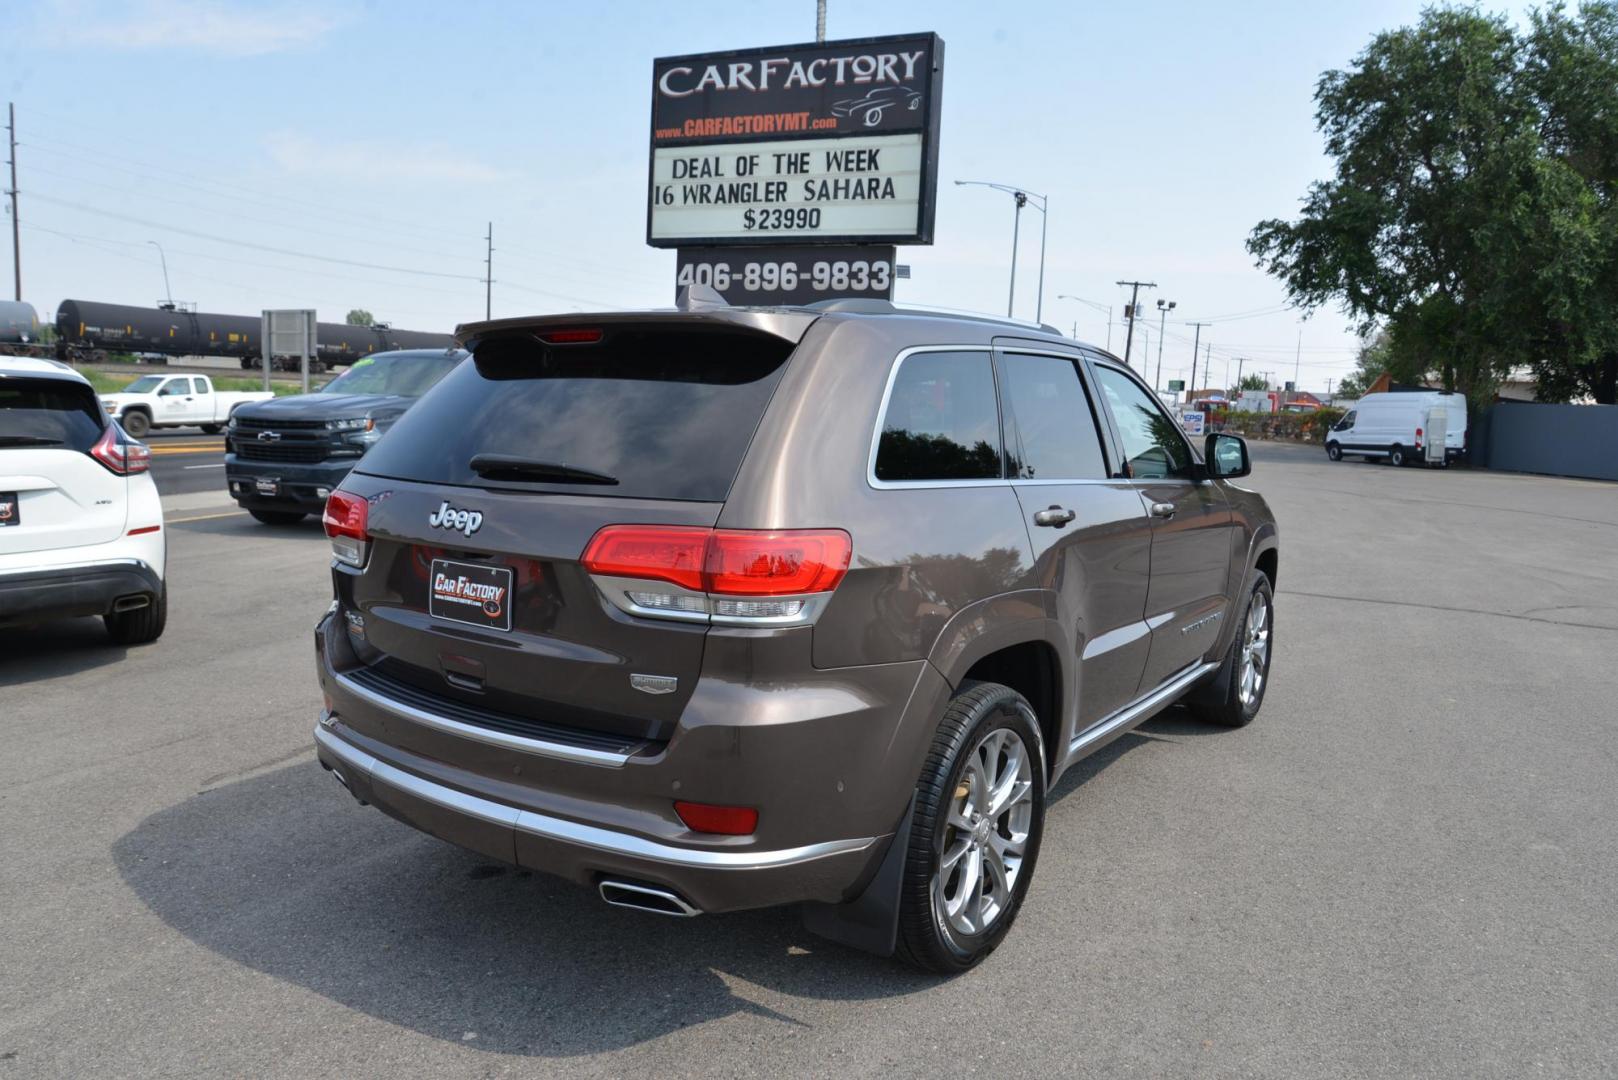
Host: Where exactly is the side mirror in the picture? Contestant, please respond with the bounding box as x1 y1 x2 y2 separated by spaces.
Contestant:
1205 433 1251 479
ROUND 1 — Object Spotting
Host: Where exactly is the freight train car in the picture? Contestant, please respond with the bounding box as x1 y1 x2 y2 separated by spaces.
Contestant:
53 300 453 372
0 301 54 359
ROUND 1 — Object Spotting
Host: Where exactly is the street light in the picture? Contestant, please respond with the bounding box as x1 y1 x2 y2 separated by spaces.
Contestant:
147 240 173 309
955 180 1048 321
1154 298 1176 392
1057 294 1113 350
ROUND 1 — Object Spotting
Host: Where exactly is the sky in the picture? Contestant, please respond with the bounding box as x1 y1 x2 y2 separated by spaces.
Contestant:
0 0 1514 393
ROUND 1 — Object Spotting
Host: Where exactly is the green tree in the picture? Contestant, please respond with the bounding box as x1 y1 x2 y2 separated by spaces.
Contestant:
1235 373 1270 393
345 309 374 326
1248 5 1618 407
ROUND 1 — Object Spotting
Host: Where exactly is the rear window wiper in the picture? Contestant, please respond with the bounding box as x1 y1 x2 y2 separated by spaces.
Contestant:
0 435 64 447
469 454 618 485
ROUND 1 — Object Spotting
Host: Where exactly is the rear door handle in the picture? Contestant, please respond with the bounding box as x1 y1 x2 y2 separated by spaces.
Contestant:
1033 506 1077 528
1150 502 1177 519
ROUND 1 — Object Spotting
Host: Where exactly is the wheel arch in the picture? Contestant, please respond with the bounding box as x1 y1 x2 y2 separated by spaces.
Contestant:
925 592 1065 778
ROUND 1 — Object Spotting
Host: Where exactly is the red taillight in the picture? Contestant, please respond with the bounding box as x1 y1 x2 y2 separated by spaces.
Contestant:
581 526 850 596
674 801 758 836
322 490 370 567
89 426 150 475
537 328 603 345
705 529 851 596
582 525 708 592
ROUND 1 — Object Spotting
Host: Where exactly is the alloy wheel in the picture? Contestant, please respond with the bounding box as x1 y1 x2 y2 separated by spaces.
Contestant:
1238 591 1271 707
933 726 1035 942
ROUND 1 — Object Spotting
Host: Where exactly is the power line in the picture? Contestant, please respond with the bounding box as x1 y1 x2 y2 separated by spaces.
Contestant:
30 193 484 281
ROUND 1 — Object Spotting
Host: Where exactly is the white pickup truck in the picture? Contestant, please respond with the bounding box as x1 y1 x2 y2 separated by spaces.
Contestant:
99 374 274 438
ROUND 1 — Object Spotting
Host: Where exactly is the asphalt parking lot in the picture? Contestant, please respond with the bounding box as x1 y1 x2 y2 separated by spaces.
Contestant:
2 441 1614 1078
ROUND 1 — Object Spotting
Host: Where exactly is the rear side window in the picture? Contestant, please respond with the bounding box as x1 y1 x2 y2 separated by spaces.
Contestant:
997 352 1108 480
0 378 105 452
356 326 794 502
875 351 1002 482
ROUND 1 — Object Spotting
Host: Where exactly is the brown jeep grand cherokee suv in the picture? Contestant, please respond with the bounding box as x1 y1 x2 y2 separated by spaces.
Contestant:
313 299 1278 972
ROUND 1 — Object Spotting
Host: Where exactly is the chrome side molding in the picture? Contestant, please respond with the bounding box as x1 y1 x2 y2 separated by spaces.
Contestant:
1068 660 1219 758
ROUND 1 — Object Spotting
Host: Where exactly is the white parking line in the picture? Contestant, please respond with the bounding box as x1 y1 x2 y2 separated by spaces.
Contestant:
183 463 227 470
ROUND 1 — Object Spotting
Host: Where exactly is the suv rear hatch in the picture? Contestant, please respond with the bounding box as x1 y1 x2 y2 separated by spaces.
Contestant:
1 375 128 555
335 312 816 746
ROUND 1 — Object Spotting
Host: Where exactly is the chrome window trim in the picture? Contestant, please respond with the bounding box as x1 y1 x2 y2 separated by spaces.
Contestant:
315 724 877 870
866 344 1123 491
331 668 634 768
866 345 1007 491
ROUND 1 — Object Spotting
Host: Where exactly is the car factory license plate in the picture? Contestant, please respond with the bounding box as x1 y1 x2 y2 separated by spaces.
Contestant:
255 477 280 496
0 492 17 527
429 558 514 631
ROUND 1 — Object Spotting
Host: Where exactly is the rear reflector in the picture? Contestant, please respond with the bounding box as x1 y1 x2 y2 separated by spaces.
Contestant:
127 525 161 536
89 426 150 475
674 801 758 836
322 490 370 567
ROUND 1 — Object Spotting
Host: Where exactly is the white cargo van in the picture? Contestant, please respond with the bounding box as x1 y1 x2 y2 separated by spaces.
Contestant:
1325 390 1467 466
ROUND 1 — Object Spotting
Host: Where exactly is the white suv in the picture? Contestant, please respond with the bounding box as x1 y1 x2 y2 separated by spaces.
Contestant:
0 358 167 643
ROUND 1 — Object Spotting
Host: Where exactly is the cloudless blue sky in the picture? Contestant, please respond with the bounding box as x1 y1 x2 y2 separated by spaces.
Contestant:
1 0 1524 390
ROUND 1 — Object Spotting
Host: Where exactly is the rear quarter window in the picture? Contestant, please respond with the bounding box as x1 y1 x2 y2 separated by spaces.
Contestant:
355 326 795 502
0 378 105 451
874 350 1002 482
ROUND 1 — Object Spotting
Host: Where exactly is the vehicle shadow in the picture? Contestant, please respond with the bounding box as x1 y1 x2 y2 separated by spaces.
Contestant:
0 618 131 686
112 726 1167 1056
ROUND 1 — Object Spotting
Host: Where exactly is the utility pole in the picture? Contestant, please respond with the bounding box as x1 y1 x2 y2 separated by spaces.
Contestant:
1115 279 1156 369
1185 321 1210 396
816 0 826 41
6 103 19 301
1293 327 1302 392
1235 356 1246 392
483 222 494 321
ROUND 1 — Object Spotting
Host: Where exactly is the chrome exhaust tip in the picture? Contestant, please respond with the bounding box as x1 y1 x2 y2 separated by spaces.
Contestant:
599 879 701 917
111 594 151 613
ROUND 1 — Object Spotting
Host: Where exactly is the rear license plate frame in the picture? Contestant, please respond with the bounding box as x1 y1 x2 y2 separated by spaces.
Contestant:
429 558 514 632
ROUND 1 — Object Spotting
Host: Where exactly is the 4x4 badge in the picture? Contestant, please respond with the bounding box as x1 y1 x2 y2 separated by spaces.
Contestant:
428 501 483 537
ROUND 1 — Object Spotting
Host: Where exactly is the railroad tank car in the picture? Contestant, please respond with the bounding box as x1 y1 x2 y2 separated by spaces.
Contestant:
0 300 41 343
53 299 453 372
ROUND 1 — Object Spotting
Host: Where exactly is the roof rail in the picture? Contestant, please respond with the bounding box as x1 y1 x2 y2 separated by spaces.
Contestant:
804 297 1064 336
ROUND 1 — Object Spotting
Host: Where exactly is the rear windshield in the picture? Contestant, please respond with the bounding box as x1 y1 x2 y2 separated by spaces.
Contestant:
320 352 462 397
0 377 105 451
356 326 795 501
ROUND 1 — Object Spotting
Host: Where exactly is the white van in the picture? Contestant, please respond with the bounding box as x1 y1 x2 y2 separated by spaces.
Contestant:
1325 390 1467 467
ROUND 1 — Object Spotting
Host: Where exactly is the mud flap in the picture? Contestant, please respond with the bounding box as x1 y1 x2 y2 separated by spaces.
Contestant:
800 794 915 957
1184 629 1236 707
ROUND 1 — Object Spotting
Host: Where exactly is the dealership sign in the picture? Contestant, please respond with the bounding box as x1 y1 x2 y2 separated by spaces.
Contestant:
648 33 944 248
676 244 897 306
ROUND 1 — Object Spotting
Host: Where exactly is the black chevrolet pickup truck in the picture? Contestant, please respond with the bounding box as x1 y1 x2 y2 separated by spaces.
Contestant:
224 348 466 524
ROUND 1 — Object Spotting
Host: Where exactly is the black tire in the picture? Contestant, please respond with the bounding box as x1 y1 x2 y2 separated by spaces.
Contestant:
1189 570 1273 728
895 682 1047 974
104 585 167 645
199 423 222 435
121 410 151 439
1388 444 1407 466
1326 441 1342 461
249 509 306 525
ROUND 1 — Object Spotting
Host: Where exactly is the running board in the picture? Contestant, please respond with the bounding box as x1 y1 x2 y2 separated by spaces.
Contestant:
1068 660 1219 757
